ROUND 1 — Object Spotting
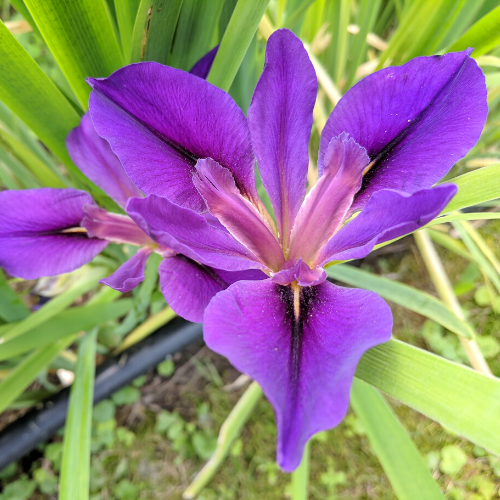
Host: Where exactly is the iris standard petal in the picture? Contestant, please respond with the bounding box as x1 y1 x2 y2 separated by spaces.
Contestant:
204 279 392 471
189 45 218 79
193 158 284 271
319 50 487 210
100 247 153 293
126 195 262 272
0 189 108 279
66 113 143 208
88 63 257 213
271 259 327 287
288 134 369 264
317 184 457 265
248 29 317 247
159 255 266 322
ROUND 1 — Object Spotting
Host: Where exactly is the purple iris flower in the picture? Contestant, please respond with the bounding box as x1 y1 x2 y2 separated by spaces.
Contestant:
84 29 487 470
0 27 487 470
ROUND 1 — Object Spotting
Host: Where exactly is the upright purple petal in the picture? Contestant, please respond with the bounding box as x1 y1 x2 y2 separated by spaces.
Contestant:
271 259 326 287
88 63 258 213
288 134 369 264
316 184 457 265
319 51 487 210
248 29 317 247
189 45 219 79
101 247 152 293
193 158 284 271
204 279 392 471
159 255 265 322
0 189 108 279
126 195 263 272
67 114 143 208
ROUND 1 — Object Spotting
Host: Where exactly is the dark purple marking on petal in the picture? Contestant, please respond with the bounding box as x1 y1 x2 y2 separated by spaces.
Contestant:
126 195 263 272
66 113 143 208
82 204 154 247
319 51 487 210
316 184 457 265
100 247 153 293
271 259 326 287
193 158 284 271
87 63 257 213
204 279 392 471
189 45 219 79
159 254 266 322
248 29 317 248
0 189 108 279
288 134 369 264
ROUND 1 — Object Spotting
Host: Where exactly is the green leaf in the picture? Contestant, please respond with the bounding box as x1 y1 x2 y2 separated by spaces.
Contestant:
0 21 81 168
351 379 444 500
0 270 30 322
0 299 132 361
328 265 475 339
0 267 107 343
115 0 141 63
356 339 500 456
0 125 65 187
448 4 500 57
24 0 124 108
208 0 271 92
0 334 78 414
442 163 500 213
169 0 225 71
130 0 184 64
60 328 97 500
430 212 500 225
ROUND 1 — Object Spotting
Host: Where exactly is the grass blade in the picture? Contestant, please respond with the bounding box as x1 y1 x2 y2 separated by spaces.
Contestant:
0 299 132 361
351 379 444 500
0 21 81 168
208 0 270 92
356 339 500 455
327 265 475 339
24 0 124 108
130 0 184 64
0 334 78 414
115 0 141 63
0 270 30 322
59 328 97 500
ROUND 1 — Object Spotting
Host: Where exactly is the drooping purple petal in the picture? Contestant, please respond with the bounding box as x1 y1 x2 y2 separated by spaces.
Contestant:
288 134 369 264
126 195 263 272
204 279 392 471
100 247 153 293
82 204 154 247
87 63 258 213
189 45 219 79
248 29 317 247
319 51 487 210
193 158 284 271
316 184 457 265
0 189 108 279
159 255 266 322
66 113 143 208
271 259 326 287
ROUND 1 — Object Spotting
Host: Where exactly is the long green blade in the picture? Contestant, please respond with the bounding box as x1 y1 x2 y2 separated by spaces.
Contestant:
351 379 444 500
130 0 184 64
442 163 500 213
356 339 500 455
0 271 30 322
59 328 97 500
0 21 80 167
0 299 132 361
208 0 270 92
115 0 141 63
0 267 107 343
0 334 78 414
448 4 500 57
24 0 124 108
328 265 475 339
